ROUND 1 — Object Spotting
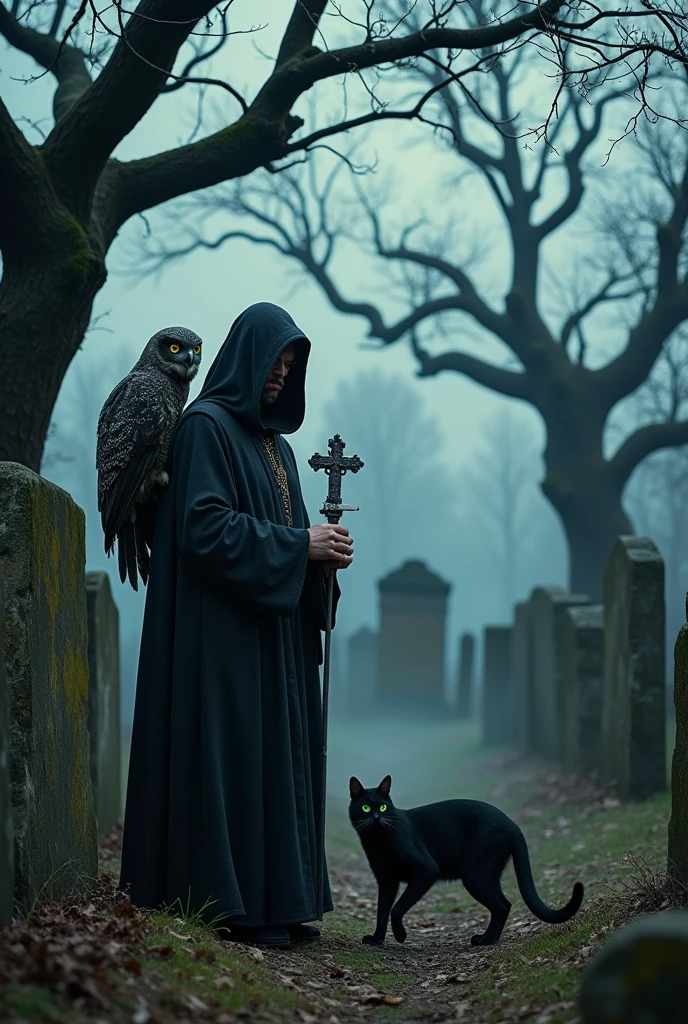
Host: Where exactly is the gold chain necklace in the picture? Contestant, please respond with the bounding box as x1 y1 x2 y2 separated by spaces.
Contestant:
260 435 293 527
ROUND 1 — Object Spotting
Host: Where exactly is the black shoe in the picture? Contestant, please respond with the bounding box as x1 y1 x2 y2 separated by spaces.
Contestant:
224 924 291 948
285 923 321 941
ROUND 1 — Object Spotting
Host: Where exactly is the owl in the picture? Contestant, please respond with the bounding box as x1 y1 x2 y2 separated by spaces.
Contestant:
96 326 203 590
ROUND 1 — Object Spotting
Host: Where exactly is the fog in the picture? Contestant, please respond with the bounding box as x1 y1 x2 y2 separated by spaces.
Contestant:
3 2 686 730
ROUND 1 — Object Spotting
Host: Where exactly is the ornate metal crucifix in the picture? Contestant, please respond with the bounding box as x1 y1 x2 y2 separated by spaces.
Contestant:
308 433 364 524
309 434 363 920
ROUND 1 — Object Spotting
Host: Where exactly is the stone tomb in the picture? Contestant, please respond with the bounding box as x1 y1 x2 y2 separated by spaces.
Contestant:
346 626 378 716
0 575 13 927
0 462 97 912
455 632 475 719
85 572 121 837
377 560 451 713
482 625 513 746
529 587 590 762
602 536 665 800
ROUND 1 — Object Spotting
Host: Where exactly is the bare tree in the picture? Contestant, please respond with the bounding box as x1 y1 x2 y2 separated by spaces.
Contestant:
3 0 688 472
1 0 579 472
150 17 688 599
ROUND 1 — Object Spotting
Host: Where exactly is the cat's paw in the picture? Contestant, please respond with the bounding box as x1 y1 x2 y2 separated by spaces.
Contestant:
470 934 496 947
391 917 407 944
362 934 384 946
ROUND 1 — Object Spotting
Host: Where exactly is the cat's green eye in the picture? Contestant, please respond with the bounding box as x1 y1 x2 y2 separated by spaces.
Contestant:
380 804 387 812
362 804 371 813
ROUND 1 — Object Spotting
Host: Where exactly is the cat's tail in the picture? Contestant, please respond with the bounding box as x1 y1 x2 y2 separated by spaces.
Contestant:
511 827 584 924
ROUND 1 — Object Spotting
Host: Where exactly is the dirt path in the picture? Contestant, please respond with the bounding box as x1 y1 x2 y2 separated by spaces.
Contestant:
1 721 666 1024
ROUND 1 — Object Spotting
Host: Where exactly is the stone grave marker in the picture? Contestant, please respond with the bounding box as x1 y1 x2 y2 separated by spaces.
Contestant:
512 601 534 751
347 626 378 716
580 911 688 1023
668 603 688 887
85 571 121 837
0 462 97 912
456 632 475 719
377 560 451 714
561 605 604 775
482 625 513 746
530 587 590 761
602 536 665 800
0 575 14 928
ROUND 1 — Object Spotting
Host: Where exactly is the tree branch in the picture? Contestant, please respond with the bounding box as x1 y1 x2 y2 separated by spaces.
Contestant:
595 155 688 405
0 90 55 257
410 331 532 401
0 2 92 120
375 243 511 343
611 418 688 489
43 0 217 212
275 0 329 67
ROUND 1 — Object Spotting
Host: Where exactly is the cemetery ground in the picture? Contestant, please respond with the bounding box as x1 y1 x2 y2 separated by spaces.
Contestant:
0 718 675 1024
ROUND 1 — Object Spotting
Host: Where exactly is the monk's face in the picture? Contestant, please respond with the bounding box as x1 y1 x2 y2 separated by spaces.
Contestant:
262 343 296 405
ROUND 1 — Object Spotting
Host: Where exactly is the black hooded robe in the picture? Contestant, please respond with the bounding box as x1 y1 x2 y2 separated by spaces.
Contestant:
119 303 339 927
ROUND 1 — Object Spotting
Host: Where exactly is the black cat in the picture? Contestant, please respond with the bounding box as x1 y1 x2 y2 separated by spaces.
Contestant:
349 775 584 947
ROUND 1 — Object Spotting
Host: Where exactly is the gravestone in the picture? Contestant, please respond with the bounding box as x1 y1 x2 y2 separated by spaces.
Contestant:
0 575 14 928
579 911 688 1023
0 462 97 912
529 587 590 762
668 610 688 887
85 572 121 837
347 626 378 716
456 632 475 719
482 626 513 746
377 560 451 714
561 605 604 775
512 601 534 751
602 536 665 800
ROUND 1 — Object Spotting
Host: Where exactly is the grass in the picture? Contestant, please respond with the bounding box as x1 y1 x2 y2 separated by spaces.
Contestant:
136 912 307 1015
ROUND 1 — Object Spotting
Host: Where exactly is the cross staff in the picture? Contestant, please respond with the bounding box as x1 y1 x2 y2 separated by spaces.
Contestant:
309 434 363 920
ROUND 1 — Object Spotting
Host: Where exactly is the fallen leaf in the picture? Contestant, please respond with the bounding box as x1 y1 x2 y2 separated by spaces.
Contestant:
168 930 192 942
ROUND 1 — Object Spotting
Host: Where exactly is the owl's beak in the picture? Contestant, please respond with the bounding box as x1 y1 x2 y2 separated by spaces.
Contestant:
185 350 195 367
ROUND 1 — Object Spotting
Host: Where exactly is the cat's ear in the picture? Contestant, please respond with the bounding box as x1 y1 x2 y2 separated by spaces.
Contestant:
378 775 392 797
349 777 364 800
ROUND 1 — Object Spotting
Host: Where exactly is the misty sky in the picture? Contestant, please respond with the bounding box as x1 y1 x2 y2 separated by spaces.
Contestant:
4 2 680 725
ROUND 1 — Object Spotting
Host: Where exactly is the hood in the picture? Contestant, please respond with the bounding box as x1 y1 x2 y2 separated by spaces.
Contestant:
188 302 310 434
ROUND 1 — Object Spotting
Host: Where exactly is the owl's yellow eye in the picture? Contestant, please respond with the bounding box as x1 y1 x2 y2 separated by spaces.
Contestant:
194 345 201 355
362 804 371 813
169 343 180 354
380 804 387 812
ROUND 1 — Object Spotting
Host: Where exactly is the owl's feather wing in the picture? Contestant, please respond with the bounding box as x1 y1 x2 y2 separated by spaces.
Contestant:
96 371 170 552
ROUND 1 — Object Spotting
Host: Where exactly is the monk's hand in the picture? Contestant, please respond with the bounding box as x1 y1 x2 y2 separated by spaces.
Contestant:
308 524 353 570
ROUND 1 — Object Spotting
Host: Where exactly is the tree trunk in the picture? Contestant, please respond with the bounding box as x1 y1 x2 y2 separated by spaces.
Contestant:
543 469 632 601
0 255 105 471
540 403 633 602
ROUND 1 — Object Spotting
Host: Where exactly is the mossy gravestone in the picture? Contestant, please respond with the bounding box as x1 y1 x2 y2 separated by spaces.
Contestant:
602 536 665 800
668 614 688 887
530 587 590 762
85 572 121 837
0 575 14 927
579 912 688 1023
0 463 97 912
512 600 534 751
561 605 604 775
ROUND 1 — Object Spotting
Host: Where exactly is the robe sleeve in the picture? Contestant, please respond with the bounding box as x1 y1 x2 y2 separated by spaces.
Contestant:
173 411 310 614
